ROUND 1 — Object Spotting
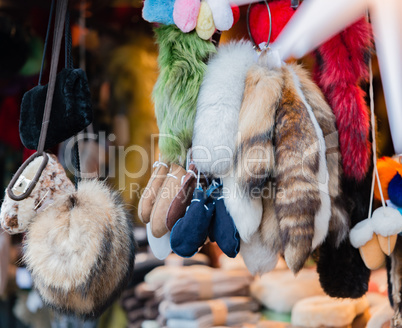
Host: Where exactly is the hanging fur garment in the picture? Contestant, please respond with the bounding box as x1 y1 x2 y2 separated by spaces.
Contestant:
294 65 349 246
222 174 262 243
153 25 216 163
233 61 282 193
23 179 135 319
275 65 326 273
192 41 255 176
315 18 372 182
316 161 372 299
240 193 281 275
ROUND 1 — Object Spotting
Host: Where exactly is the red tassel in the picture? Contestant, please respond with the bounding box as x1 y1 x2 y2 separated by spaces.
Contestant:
315 18 372 181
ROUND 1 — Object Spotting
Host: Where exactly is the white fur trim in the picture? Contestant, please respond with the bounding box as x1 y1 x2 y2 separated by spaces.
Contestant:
371 206 402 237
192 41 255 176
147 223 172 260
222 174 262 242
205 0 233 31
289 67 331 249
349 218 374 248
240 234 279 275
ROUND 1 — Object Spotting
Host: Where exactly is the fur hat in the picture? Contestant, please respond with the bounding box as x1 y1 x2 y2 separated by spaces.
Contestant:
0 153 74 234
23 179 135 319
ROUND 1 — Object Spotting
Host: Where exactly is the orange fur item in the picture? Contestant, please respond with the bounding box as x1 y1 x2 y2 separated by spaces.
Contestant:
375 157 402 201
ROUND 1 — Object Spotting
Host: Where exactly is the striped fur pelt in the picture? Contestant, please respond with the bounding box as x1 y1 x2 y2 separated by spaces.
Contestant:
274 65 324 273
295 65 349 246
233 63 282 193
23 179 135 319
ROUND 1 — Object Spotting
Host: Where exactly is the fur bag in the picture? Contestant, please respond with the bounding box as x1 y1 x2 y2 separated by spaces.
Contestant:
23 179 135 318
0 153 74 234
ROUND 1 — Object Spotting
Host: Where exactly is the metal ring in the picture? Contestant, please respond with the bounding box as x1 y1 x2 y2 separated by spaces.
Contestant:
247 0 272 52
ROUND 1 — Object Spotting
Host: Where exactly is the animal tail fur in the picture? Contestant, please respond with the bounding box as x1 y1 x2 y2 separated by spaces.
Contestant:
153 25 216 163
233 64 282 193
274 65 322 273
315 18 372 182
294 64 350 247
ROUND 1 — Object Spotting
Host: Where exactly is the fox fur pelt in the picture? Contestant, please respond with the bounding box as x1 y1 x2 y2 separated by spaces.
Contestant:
287 65 331 251
222 174 262 242
192 41 255 176
274 65 323 273
315 18 372 182
295 65 349 246
233 63 282 192
23 179 135 319
153 25 216 163
241 194 281 275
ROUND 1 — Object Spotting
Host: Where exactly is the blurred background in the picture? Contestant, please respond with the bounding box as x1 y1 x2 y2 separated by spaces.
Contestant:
0 1 394 327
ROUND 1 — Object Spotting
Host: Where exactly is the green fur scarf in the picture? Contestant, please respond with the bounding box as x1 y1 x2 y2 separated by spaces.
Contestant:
153 25 216 163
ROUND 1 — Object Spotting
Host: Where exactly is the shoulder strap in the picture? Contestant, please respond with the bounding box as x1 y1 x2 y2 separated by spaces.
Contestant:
37 0 68 155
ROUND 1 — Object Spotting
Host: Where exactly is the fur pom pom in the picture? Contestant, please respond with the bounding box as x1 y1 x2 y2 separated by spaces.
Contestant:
153 25 216 163
173 0 200 33
142 0 175 25
0 154 74 234
222 174 262 242
275 66 322 273
205 0 233 31
23 179 135 318
233 64 282 192
192 41 255 176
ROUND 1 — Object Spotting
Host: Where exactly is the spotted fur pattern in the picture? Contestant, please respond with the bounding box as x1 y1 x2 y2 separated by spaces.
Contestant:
274 65 322 273
23 179 135 319
234 65 282 193
0 154 75 234
294 65 349 246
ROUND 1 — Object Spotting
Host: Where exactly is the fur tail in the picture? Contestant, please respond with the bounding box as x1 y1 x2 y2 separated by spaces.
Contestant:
315 18 372 182
295 65 350 246
234 65 282 193
275 66 322 273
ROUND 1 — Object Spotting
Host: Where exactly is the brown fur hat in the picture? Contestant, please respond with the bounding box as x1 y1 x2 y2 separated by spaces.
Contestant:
23 179 135 319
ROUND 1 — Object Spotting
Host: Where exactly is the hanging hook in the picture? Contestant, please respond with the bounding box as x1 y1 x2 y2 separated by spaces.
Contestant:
247 0 272 52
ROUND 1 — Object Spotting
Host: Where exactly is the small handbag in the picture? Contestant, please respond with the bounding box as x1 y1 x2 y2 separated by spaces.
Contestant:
19 1 92 151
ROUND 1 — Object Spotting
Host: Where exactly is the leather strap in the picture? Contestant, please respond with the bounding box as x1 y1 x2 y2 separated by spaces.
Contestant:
37 0 68 155
7 0 68 201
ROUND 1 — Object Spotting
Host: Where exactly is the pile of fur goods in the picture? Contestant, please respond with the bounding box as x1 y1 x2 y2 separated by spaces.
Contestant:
191 41 348 276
